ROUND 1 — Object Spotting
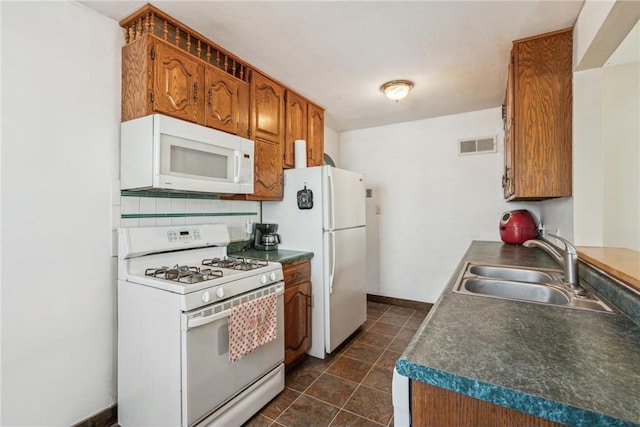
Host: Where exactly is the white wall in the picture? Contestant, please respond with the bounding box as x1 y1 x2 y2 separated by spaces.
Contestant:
339 108 540 303
1 2 121 425
323 126 340 167
544 1 639 249
572 68 604 246
570 0 640 249
602 61 640 250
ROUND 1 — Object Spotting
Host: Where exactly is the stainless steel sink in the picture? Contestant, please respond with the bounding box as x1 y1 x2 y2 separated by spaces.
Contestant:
464 279 570 305
453 263 616 313
468 265 559 284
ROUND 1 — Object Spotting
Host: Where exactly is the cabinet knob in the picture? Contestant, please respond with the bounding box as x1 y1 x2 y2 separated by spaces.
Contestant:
193 82 198 101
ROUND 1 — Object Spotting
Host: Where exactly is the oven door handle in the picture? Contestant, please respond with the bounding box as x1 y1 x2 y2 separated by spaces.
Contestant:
186 286 284 330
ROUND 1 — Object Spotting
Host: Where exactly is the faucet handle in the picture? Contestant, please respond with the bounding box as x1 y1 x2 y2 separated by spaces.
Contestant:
548 234 577 255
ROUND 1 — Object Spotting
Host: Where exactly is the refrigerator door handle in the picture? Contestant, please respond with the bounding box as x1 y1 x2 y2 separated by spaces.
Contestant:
328 231 336 294
327 171 335 230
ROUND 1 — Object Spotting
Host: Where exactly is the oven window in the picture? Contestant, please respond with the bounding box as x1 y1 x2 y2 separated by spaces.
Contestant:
170 145 228 179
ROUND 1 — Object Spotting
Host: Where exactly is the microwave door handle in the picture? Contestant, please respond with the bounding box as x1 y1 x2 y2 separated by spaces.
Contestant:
233 150 241 183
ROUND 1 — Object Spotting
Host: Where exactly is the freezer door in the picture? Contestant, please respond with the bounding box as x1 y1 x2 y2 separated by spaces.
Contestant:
323 167 366 231
324 226 367 353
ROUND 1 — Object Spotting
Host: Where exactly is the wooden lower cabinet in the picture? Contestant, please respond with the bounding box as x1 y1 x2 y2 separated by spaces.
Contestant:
411 380 565 427
283 259 312 367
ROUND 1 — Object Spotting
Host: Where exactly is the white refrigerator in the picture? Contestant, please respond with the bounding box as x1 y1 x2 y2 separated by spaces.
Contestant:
262 165 367 358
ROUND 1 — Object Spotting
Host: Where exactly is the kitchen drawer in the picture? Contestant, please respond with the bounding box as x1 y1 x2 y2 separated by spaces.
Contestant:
283 259 311 288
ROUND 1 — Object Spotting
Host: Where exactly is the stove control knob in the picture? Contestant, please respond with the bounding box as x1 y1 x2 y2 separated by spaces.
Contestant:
269 272 277 281
260 274 268 284
216 287 225 299
201 291 211 303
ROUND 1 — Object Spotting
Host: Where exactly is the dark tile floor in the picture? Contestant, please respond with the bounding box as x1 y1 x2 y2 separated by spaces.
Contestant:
244 301 429 427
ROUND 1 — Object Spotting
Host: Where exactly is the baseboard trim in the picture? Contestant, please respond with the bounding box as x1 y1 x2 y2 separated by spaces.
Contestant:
367 294 433 312
72 404 117 427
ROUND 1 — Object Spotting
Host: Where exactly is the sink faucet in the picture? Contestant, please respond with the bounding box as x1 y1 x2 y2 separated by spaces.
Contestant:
523 234 578 285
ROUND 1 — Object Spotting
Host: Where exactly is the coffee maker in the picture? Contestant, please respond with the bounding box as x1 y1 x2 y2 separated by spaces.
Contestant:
254 223 281 251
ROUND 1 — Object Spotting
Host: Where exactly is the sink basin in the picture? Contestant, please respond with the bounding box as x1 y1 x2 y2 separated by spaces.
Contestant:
452 262 616 313
467 265 559 284
463 279 570 305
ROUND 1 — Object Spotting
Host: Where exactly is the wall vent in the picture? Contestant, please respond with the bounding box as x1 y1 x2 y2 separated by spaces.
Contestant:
458 136 497 155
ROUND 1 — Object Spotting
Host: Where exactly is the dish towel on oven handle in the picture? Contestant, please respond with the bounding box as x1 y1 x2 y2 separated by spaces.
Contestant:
228 292 278 362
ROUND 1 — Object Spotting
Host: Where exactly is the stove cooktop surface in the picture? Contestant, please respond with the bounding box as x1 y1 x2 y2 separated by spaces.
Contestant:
143 257 270 285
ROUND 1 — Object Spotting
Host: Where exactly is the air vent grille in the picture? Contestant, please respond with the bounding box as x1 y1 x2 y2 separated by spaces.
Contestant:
458 136 496 155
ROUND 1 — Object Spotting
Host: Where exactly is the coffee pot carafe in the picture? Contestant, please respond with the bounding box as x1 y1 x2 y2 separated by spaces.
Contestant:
254 223 281 251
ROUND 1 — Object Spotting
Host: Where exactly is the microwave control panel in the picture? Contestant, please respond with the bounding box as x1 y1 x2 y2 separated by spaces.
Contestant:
240 154 253 184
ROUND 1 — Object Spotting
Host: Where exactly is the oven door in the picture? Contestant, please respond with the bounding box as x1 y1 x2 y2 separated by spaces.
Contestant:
181 283 284 427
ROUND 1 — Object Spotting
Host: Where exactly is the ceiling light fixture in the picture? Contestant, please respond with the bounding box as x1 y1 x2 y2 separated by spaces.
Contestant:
380 80 414 102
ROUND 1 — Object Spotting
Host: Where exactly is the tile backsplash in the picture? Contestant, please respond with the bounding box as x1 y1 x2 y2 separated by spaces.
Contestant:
113 190 260 242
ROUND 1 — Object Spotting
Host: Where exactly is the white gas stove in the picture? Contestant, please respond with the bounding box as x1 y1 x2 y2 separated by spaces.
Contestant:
117 225 285 427
118 225 283 311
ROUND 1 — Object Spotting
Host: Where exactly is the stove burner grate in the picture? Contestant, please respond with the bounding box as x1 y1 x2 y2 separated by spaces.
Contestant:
202 256 268 271
145 265 224 284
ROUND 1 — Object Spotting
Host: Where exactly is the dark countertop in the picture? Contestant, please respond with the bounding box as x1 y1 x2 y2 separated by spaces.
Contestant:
396 241 640 427
229 248 314 264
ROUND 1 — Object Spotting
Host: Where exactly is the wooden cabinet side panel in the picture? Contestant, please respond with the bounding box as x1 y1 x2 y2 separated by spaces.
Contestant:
503 56 515 198
513 30 572 199
122 37 152 122
284 91 308 169
237 79 251 139
307 104 325 167
411 380 565 427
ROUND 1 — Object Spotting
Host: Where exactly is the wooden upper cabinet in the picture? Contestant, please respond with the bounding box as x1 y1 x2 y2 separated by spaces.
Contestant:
121 34 247 135
251 137 283 200
152 40 204 123
284 91 308 168
307 103 325 167
252 72 285 145
204 66 239 134
246 72 285 200
504 28 573 201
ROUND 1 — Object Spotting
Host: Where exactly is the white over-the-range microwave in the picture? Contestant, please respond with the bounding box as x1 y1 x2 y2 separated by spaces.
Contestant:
121 114 254 194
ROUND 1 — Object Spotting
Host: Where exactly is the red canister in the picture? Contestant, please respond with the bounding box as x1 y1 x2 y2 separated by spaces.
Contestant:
499 210 537 245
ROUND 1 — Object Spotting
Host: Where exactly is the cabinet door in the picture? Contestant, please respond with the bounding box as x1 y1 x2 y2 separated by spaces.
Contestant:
284 91 308 168
510 29 572 200
252 72 285 144
412 380 565 427
307 103 325 167
152 42 203 123
204 66 239 134
284 281 311 366
252 137 283 200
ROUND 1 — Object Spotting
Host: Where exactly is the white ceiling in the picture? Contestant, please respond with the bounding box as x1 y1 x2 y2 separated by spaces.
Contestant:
82 0 585 131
